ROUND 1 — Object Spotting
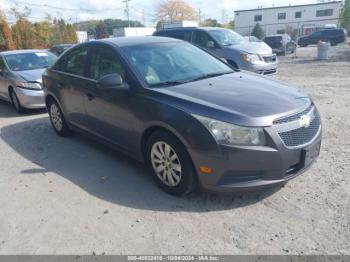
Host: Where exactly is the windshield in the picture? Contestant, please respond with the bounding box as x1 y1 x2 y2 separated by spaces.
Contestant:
121 42 233 87
4 52 57 71
209 29 244 46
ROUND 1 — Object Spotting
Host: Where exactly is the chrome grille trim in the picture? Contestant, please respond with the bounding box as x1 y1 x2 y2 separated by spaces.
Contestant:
273 104 313 125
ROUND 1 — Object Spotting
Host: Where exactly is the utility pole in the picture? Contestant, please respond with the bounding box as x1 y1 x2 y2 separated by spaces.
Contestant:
123 0 131 27
142 10 146 26
198 8 202 25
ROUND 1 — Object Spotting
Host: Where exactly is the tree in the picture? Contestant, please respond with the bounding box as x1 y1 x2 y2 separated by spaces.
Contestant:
95 21 109 39
285 25 298 40
201 18 221 27
0 11 16 50
251 23 265 40
156 0 198 22
340 0 350 35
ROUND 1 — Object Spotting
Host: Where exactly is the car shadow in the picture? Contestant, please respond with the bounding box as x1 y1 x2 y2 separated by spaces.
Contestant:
1 116 282 212
0 100 46 118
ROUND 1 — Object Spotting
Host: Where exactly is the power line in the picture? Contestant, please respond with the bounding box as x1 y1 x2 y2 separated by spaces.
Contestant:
5 0 124 13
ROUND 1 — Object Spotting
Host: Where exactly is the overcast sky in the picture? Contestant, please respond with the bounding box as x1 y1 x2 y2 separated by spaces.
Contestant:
1 0 322 25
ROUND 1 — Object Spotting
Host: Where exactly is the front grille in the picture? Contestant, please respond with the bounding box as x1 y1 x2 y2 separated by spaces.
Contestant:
278 113 321 147
274 105 313 124
263 54 277 63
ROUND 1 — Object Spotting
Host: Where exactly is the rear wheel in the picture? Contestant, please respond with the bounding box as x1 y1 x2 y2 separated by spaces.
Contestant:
47 99 72 136
9 89 25 113
145 131 196 196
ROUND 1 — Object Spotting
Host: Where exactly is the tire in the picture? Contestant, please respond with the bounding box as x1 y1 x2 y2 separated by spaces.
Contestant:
145 130 196 196
330 40 336 46
9 89 25 113
47 98 72 137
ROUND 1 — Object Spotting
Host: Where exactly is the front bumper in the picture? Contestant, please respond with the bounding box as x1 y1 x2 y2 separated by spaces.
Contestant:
188 120 322 193
14 87 45 109
241 60 278 75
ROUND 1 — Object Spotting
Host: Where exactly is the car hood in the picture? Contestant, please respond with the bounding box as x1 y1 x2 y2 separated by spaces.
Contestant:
229 41 273 55
15 68 45 83
150 72 310 127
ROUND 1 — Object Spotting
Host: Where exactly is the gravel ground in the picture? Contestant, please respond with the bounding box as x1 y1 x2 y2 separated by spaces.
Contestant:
0 44 349 255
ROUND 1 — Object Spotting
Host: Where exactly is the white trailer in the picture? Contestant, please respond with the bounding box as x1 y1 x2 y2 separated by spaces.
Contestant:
113 27 156 37
161 21 199 29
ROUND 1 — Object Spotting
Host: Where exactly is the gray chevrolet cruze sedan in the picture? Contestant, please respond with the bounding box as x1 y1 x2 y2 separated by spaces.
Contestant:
43 37 321 196
0 50 57 112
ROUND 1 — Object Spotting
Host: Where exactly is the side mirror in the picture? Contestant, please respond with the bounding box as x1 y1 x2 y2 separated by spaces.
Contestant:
97 73 126 89
206 41 215 48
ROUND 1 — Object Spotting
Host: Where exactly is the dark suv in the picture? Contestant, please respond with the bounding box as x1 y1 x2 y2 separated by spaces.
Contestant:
264 34 296 55
154 27 278 75
298 28 347 47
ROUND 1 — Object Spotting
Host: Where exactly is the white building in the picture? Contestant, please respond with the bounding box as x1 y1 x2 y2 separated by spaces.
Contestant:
234 1 342 36
76 31 88 43
113 27 156 37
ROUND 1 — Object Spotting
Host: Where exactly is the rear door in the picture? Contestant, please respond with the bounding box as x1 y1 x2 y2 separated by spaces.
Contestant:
83 43 134 149
50 45 90 128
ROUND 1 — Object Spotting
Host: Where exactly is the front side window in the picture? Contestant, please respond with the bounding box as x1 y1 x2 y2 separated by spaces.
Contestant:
56 46 88 76
209 29 244 46
316 9 333 17
4 52 57 71
254 15 262 22
89 46 125 80
121 42 233 86
278 13 286 20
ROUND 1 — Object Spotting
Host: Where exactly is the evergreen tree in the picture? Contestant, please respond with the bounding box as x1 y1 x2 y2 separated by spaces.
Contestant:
251 23 265 40
340 0 350 35
95 21 109 39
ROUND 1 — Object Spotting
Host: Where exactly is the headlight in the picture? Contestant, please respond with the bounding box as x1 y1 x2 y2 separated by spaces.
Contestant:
193 115 266 146
241 53 261 63
16 81 42 90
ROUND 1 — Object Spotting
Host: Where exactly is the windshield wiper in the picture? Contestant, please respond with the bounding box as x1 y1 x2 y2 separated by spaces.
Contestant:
149 80 187 87
186 71 233 83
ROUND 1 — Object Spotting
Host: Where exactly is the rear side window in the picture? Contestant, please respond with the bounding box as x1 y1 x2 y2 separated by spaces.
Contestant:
160 30 192 41
89 46 125 80
55 46 88 77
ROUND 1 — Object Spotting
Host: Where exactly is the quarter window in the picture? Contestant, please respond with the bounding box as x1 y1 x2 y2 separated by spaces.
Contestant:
316 9 333 17
254 15 262 22
278 13 286 20
89 46 125 80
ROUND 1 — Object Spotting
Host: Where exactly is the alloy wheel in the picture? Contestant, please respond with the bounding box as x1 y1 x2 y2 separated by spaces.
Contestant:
150 141 182 187
50 103 63 132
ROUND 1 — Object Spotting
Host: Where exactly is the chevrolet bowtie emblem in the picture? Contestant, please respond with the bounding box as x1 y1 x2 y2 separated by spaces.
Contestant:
299 114 311 128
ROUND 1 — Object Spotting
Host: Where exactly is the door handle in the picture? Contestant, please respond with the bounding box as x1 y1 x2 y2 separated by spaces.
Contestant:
57 82 64 88
86 93 94 101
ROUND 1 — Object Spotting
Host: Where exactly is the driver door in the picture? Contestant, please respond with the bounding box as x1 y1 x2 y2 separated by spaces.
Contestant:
83 44 134 149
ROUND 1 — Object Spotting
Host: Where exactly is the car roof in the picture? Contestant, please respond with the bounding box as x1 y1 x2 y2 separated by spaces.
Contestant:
0 49 51 56
99 36 182 47
157 27 229 32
